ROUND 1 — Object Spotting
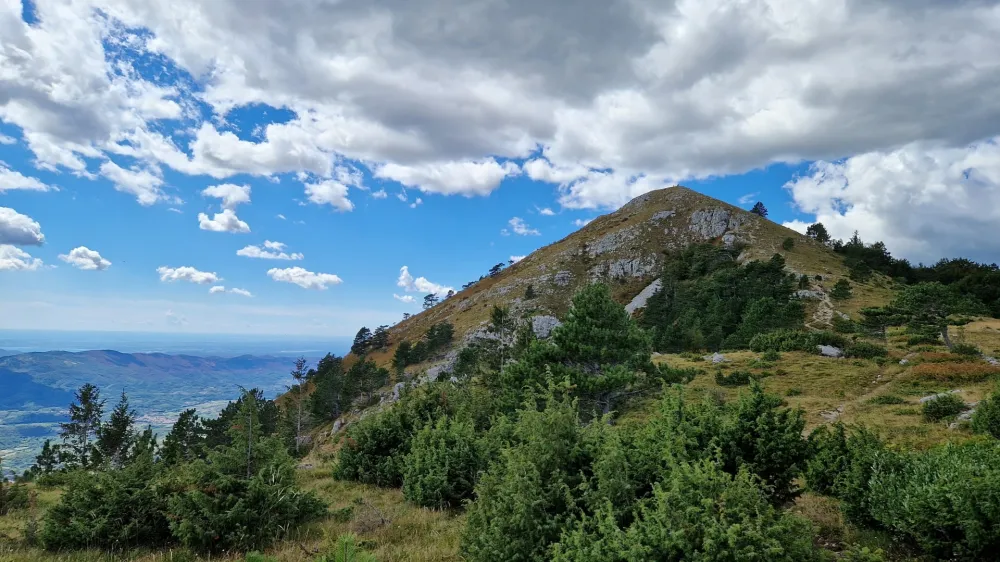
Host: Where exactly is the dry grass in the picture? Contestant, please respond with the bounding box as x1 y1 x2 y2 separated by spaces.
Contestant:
911 362 1000 383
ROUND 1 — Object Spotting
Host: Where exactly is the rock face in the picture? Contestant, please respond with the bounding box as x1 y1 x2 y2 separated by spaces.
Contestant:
554 271 573 286
532 315 562 339
589 226 641 256
688 208 749 240
796 290 825 299
651 210 676 221
625 279 663 313
607 257 658 279
818 345 844 358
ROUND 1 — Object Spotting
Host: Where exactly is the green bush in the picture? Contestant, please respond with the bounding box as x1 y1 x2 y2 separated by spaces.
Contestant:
244 553 279 562
715 369 753 387
867 442 1000 560
782 237 795 251
0 457 29 515
551 460 821 561
720 382 808 504
335 383 456 487
749 329 846 353
840 545 887 562
972 389 1000 439
832 315 858 334
805 423 850 496
167 393 325 552
40 454 172 550
785 388 802 397
868 394 906 405
921 393 966 422
845 341 888 359
907 334 941 346
402 417 483 509
951 343 981 356
461 389 594 562
761 350 782 362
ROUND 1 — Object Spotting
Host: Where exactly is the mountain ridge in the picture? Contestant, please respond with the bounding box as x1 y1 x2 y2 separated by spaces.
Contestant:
362 185 891 370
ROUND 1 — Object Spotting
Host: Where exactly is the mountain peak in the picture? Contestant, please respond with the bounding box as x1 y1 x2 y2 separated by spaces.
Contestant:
360 187 857 370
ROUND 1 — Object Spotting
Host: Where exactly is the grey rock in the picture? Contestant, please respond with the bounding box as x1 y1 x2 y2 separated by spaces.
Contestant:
651 210 676 221
795 290 825 299
899 358 909 365
297 463 314 470
721 232 738 247
625 279 663 314
554 271 573 286
608 257 657 279
589 226 640 256
985 355 1000 366
331 419 345 435
818 345 844 358
391 382 406 401
532 315 562 339
919 390 962 404
704 352 727 364
689 208 732 239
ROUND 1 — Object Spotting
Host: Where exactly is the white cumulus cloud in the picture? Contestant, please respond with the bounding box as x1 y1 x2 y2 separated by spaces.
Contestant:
209 285 226 294
305 180 354 211
202 184 251 209
99 161 174 206
0 245 43 271
157 266 221 284
510 255 526 263
229 287 253 297
784 136 1000 264
508 217 540 236
267 267 343 290
0 207 45 246
58 246 111 271
393 293 415 303
236 241 303 260
198 209 250 233
397 266 452 296
0 164 55 193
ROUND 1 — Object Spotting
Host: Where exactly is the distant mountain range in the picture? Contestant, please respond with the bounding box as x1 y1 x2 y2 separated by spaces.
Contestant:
0 349 313 474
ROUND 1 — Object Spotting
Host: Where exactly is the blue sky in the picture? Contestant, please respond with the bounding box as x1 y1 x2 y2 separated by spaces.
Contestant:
2 0 999 336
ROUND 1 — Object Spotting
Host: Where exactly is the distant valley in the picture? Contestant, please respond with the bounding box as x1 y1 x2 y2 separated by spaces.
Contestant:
0 349 314 474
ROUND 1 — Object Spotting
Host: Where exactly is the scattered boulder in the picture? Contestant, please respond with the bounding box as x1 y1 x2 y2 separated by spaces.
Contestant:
625 279 663 314
531 315 562 339
899 359 909 365
330 419 345 435
819 405 845 423
651 210 676 221
391 382 406 401
985 356 1000 366
554 271 573 286
704 352 727 364
818 345 844 358
795 290 825 299
919 389 962 404
296 463 314 470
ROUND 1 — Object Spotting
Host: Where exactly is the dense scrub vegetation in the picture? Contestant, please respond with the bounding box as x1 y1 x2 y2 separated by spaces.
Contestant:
640 245 804 352
12 385 327 555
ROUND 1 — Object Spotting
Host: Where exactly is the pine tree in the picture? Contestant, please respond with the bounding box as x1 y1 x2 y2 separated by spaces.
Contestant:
308 354 348 421
288 357 311 454
33 439 61 474
524 283 537 299
489 262 506 277
806 222 831 244
831 279 853 300
351 327 373 356
423 293 440 309
161 409 205 465
485 305 517 370
58 383 105 469
890 282 985 349
96 390 137 469
393 341 412 374
751 201 768 217
371 325 390 350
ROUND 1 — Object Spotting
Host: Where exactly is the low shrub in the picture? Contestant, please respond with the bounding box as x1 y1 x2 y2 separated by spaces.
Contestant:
551 460 821 562
750 329 847 353
951 343 981 356
972 388 1000 439
845 341 888 359
785 388 802 397
868 394 906 406
907 334 941 346
761 350 782 362
912 362 1000 383
715 369 753 387
40 455 171 550
832 315 858 334
402 417 483 509
315 533 378 562
867 442 1000 560
921 393 966 422
840 545 887 562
